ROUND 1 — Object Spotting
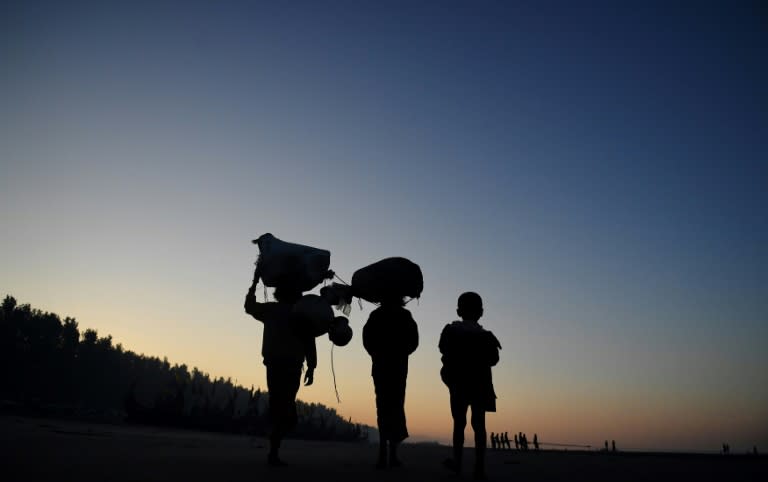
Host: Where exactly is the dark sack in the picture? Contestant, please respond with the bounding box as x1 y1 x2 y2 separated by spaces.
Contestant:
292 294 334 337
253 233 331 292
351 257 423 303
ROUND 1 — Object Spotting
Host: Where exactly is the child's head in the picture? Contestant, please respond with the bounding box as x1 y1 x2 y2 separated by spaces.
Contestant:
457 291 483 321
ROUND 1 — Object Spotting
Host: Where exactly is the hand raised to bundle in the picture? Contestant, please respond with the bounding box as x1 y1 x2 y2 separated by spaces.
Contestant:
248 261 262 293
304 367 314 386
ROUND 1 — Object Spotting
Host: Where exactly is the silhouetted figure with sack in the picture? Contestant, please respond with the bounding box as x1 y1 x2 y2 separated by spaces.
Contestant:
440 292 501 480
244 264 317 466
363 294 419 469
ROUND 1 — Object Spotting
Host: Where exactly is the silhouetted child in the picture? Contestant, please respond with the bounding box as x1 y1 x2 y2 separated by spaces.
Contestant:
363 294 419 468
440 292 501 480
244 265 316 466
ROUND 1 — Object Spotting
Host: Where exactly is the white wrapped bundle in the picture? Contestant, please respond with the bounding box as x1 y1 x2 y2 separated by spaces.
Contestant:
253 233 331 292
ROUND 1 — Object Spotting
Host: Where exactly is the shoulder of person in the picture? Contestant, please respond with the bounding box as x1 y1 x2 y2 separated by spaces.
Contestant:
444 320 463 331
482 328 502 349
440 321 464 339
367 306 384 321
400 306 416 321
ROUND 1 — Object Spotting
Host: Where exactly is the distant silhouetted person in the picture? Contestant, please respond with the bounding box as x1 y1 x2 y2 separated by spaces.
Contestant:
605 440 609 452
522 432 528 451
244 265 316 466
611 440 616 452
490 432 497 450
503 431 511 449
534 433 539 450
363 294 418 469
440 292 501 480
514 433 519 450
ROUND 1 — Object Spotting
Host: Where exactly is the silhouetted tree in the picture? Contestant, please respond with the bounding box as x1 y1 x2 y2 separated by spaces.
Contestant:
0 295 370 441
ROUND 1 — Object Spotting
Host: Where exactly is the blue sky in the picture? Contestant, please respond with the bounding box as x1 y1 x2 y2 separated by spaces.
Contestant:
1 1 766 450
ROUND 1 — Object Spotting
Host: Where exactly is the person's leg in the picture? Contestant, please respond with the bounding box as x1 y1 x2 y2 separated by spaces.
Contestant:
266 364 284 464
470 406 487 480
266 364 301 466
443 389 468 473
373 374 388 468
389 372 408 467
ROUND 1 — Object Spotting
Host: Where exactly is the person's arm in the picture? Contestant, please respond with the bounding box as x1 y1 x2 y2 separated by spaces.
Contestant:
438 325 450 355
362 312 378 356
244 264 271 322
405 314 419 355
303 335 317 386
485 332 501 366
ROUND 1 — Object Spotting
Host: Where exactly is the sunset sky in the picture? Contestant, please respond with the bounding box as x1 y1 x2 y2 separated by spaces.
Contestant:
1 1 766 452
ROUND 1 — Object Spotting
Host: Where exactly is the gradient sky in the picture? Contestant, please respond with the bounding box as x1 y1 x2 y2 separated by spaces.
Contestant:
2 1 766 452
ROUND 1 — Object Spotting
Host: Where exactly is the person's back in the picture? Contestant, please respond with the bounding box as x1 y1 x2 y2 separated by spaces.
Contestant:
246 300 307 367
363 298 419 468
439 320 500 410
244 265 316 466
440 292 500 480
363 303 418 372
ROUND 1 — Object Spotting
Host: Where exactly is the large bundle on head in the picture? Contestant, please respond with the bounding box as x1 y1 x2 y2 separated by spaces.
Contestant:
253 233 331 292
351 257 423 303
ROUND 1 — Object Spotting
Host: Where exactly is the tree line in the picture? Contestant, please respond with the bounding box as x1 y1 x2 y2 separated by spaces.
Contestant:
0 295 370 442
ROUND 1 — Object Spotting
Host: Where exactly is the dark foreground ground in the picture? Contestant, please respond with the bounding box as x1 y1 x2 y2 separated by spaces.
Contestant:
2 417 765 482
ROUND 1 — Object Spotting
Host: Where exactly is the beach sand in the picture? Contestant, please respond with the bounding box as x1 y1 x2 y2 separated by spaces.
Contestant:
2 416 764 482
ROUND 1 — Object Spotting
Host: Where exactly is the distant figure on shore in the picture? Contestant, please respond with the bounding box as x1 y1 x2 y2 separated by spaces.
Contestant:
611 440 616 452
534 433 539 450
514 433 519 450
522 432 528 451
504 431 511 450
490 432 497 450
244 265 317 466
605 440 609 452
440 292 501 480
722 443 730 455
363 294 419 469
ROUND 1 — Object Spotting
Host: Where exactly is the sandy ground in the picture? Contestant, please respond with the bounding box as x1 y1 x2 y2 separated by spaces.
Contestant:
2 416 765 482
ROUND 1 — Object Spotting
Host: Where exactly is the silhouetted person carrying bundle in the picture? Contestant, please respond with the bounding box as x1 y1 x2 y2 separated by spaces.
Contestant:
440 292 501 480
363 294 419 469
244 263 317 466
